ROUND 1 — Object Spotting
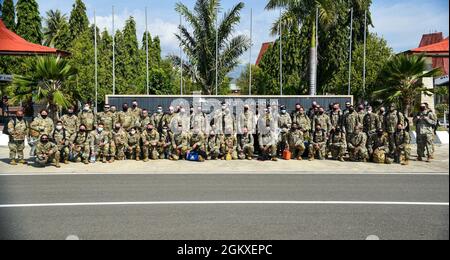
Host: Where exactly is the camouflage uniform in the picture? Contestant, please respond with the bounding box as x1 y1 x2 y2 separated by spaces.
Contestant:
348 131 369 162
237 110 256 134
142 129 160 161
207 134 221 160
189 132 207 161
51 128 70 163
394 129 411 165
127 131 142 160
110 128 128 160
7 118 28 162
33 116 54 137
172 131 190 160
288 128 305 160
161 113 176 130
384 110 405 158
60 114 79 138
357 110 366 126
312 114 332 134
328 130 347 161
414 110 436 160
258 131 277 160
367 133 390 164
35 140 60 167
278 113 292 152
28 120 40 156
158 129 175 159
292 112 311 140
363 112 381 142
130 107 143 123
343 111 359 142
191 112 208 133
78 110 96 132
309 129 327 160
138 116 153 132
97 111 116 132
237 133 254 160
71 131 91 163
151 112 164 131
118 110 135 131
221 134 238 160
89 130 111 163
329 110 343 131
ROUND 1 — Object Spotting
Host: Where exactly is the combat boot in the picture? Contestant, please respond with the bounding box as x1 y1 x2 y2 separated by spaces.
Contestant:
426 156 431 163
83 159 89 165
199 155 205 162
109 157 115 163
143 157 149 162
10 159 17 165
64 160 69 164
102 157 107 163
417 156 423 161
401 160 409 166
308 156 315 161
19 159 27 165
339 157 345 162
271 157 278 162
136 156 140 161
55 161 61 168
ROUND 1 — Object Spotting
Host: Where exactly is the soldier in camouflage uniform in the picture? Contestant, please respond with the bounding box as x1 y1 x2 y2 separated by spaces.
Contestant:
151 105 165 131
96 104 115 132
7 110 29 165
191 106 208 134
394 123 411 165
158 126 175 159
172 124 190 160
312 107 332 134
363 106 381 144
425 103 438 158
161 106 176 130
70 124 91 164
60 107 79 140
118 103 135 131
34 110 54 137
356 104 366 126
206 130 220 160
288 123 306 160
28 119 41 157
367 128 391 164
189 128 207 162
78 103 96 132
343 105 359 143
292 105 311 140
127 127 141 161
329 103 343 131
130 100 143 124
89 123 111 163
51 121 70 164
328 127 346 162
347 125 369 162
384 103 405 159
213 102 235 135
237 127 254 160
414 103 436 162
258 126 278 161
221 128 238 160
35 134 61 168
110 123 128 162
309 123 327 161
237 104 256 134
142 123 160 161
278 105 292 154
138 109 152 132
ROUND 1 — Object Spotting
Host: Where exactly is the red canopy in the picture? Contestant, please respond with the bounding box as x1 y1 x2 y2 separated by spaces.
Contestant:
0 19 70 56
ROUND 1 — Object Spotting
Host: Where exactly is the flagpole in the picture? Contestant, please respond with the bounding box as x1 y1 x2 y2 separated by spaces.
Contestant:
362 10 367 100
215 8 219 96
279 9 283 96
348 7 353 96
179 15 183 95
249 8 253 96
94 9 98 113
145 7 149 95
112 6 116 95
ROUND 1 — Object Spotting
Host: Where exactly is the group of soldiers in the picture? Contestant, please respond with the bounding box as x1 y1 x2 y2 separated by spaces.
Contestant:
6 99 438 168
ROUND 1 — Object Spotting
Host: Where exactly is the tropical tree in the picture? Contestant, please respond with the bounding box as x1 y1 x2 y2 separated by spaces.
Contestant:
372 54 442 116
12 56 78 120
43 10 71 49
69 0 89 44
1 0 15 31
174 0 250 95
16 0 42 44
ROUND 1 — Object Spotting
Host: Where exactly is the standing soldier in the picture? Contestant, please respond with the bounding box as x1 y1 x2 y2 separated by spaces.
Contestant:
28 119 40 157
161 106 176 130
278 105 292 154
414 103 436 162
97 104 115 132
237 104 256 134
130 100 143 123
363 106 381 144
343 105 359 143
118 103 134 131
288 123 306 161
189 128 207 162
191 106 208 134
367 128 391 164
79 103 96 133
237 127 254 160
60 107 79 142
159 126 175 159
127 127 141 161
312 107 332 134
394 123 411 165
70 124 91 164
110 123 128 162
151 105 165 131
207 130 221 160
138 109 152 132
347 125 369 162
89 123 111 163
292 105 311 140
377 107 386 130
329 103 343 131
425 103 438 158
34 109 54 136
172 124 190 160
51 121 70 164
384 103 405 159
141 123 160 161
35 134 61 168
356 104 366 125
309 123 327 161
7 110 29 165
328 127 346 162
343 101 352 115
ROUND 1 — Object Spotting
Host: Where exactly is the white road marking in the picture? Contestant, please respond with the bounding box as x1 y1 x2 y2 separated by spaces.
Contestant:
0 172 448 176
0 201 448 208
366 235 380 240
66 235 80 240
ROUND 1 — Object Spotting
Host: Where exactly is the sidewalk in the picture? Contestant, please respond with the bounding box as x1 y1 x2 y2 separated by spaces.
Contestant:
0 145 448 175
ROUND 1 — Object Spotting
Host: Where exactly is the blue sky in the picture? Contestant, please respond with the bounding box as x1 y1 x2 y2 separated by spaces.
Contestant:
6 0 450 63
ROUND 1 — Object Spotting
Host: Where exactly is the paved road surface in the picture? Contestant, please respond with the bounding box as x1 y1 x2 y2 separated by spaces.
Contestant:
0 174 448 240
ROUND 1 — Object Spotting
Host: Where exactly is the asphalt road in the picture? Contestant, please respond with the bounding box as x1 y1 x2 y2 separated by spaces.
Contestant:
0 174 448 240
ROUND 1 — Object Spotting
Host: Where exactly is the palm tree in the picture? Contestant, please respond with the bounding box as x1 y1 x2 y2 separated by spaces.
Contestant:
12 56 77 120
174 0 250 95
43 10 68 48
265 0 337 95
372 54 442 116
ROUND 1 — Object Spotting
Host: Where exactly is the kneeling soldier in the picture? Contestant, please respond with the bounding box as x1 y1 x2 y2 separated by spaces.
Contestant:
207 130 220 160
394 123 411 166
35 134 60 168
348 124 369 162
159 126 174 159
70 124 91 164
51 121 70 164
238 127 254 160
258 126 277 161
189 128 207 162
309 123 327 161
127 127 141 161
368 128 391 164
172 124 189 160
222 128 238 160
328 127 346 162
288 123 305 160
89 123 111 163
110 123 128 162
142 123 160 161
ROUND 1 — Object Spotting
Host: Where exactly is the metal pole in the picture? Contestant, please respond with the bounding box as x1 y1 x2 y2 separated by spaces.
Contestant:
315 7 318 95
362 10 367 100
112 6 115 95
146 7 149 95
215 8 219 96
348 7 353 96
249 8 252 96
94 10 98 112
179 15 183 95
279 9 283 96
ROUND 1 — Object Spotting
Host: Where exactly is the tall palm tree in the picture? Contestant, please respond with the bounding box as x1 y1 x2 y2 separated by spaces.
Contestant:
43 10 68 48
174 0 250 95
372 54 442 116
266 0 337 95
12 56 77 120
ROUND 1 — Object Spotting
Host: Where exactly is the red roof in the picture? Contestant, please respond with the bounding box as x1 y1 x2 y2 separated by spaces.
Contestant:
412 37 449 53
419 32 443 48
255 42 272 66
0 19 69 56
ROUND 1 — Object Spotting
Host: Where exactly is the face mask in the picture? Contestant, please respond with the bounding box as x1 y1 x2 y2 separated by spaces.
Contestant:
56 125 63 130
157 108 163 113
222 106 226 110
281 110 286 114
349 109 354 113
42 139 49 143
131 131 136 135
111 108 116 113
17 116 24 120
68 111 74 115
115 127 120 131
123 107 128 112
319 111 324 115
420 107 426 111
147 128 153 132
97 128 103 132
83 107 89 112
132 104 137 108
80 129 86 132
41 114 48 119
104 108 110 112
